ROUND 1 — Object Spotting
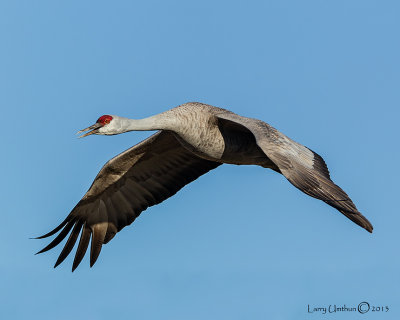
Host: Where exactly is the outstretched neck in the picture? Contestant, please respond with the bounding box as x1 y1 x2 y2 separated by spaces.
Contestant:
121 113 171 132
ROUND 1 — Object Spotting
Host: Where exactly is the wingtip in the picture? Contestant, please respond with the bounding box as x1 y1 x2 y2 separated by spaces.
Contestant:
34 217 70 240
35 248 47 255
89 253 101 268
365 224 373 233
72 259 82 272
341 209 373 234
54 259 63 269
33 235 49 240
360 220 373 234
89 258 97 268
360 215 373 233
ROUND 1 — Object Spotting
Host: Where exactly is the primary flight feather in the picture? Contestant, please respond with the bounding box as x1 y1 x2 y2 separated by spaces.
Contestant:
36 102 373 270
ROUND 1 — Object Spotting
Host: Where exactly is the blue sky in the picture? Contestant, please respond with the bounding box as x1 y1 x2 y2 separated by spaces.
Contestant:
1 0 399 319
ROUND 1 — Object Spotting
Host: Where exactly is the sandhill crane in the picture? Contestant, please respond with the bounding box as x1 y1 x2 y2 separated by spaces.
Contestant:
36 102 373 271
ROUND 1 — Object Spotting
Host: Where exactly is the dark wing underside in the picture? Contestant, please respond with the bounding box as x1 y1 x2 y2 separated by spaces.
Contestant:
216 112 373 233
36 131 221 270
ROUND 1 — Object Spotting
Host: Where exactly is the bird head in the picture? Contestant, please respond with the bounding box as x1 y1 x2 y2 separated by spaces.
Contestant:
77 115 117 137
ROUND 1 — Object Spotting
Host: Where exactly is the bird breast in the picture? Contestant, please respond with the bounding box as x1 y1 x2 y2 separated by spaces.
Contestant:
171 115 226 161
169 114 268 166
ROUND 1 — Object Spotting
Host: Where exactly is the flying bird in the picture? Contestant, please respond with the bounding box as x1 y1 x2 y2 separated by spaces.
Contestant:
36 102 373 270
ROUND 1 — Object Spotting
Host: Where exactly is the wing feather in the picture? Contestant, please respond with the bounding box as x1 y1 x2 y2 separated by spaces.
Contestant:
36 220 76 254
72 224 91 272
89 200 108 267
54 220 83 268
37 131 221 270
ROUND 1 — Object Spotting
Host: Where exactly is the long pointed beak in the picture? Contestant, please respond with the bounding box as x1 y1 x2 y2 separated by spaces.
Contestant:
77 123 102 138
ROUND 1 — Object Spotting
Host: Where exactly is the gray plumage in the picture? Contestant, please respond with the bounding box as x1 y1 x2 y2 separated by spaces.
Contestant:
36 102 372 270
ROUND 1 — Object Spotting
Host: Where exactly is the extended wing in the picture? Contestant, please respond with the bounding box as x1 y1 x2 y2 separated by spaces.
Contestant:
216 111 373 233
37 131 221 270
